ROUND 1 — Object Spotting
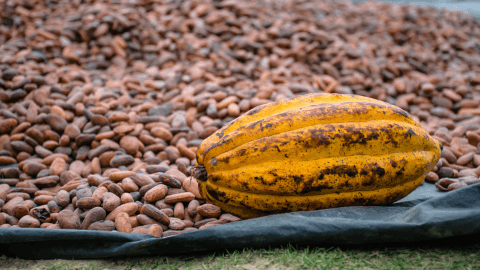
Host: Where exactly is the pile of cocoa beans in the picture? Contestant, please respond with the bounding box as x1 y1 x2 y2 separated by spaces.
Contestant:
0 0 479 236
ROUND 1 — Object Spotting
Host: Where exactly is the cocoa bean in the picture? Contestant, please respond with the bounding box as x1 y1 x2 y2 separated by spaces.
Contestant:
183 177 202 199
58 209 81 229
131 173 155 187
121 178 139 192
109 171 135 182
160 208 174 217
11 204 30 218
110 155 135 167
115 212 132 233
173 202 185 220
141 204 170 225
18 215 41 228
23 161 47 176
194 218 217 228
81 207 106 230
145 165 169 174
102 192 121 212
47 201 60 213
197 204 222 218
136 214 168 231
425 172 439 183
436 167 455 179
164 192 195 204
88 220 115 231
144 184 168 202
55 190 70 207
33 195 54 205
76 197 101 209
168 217 185 230
199 219 229 230
220 213 242 223
105 202 138 221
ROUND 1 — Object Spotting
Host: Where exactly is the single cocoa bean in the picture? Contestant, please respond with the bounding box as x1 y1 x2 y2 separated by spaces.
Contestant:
105 202 138 221
164 192 195 204
58 209 81 229
197 204 222 218
141 204 170 225
81 207 106 230
88 220 115 231
144 184 168 203
115 212 132 233
18 215 41 228
76 197 101 209
102 192 121 212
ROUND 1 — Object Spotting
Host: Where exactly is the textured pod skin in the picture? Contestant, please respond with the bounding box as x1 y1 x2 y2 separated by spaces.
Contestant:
195 93 442 219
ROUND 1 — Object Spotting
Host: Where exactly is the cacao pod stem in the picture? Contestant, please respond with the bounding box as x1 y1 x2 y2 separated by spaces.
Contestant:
191 165 208 181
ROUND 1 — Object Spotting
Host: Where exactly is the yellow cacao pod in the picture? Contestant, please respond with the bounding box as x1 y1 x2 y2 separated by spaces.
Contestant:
195 93 442 219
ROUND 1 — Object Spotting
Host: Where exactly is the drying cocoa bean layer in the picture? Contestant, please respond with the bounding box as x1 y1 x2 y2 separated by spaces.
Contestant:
0 0 480 236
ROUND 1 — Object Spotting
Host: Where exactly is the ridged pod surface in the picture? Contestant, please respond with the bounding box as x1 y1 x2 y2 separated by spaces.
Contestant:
195 93 442 219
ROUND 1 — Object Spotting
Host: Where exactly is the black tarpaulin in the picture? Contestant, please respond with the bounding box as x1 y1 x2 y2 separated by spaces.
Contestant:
1 182 479 259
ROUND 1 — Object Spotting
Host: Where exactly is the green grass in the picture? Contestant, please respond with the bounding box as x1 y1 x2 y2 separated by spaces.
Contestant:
1 236 479 270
